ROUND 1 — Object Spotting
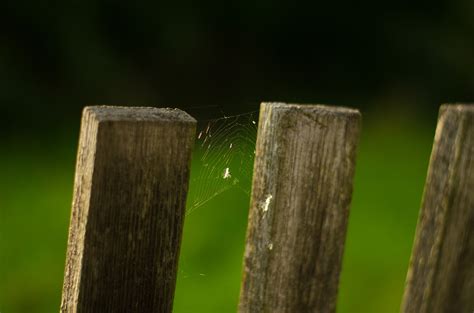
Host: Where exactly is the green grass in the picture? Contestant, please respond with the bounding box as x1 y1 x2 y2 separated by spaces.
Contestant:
0 116 434 313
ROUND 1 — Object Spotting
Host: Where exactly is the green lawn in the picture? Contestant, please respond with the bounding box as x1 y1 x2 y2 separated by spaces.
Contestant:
0 115 434 313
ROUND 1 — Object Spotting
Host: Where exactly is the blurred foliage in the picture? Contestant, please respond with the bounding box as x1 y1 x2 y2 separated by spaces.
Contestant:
1 0 474 135
0 111 435 313
0 0 473 312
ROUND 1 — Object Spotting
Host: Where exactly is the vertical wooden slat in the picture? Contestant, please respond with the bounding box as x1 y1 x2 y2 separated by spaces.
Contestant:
60 106 196 313
239 102 361 313
401 104 474 313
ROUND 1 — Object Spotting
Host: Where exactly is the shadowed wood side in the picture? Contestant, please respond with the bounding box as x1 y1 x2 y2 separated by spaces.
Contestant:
60 106 196 313
239 102 361 313
401 104 474 313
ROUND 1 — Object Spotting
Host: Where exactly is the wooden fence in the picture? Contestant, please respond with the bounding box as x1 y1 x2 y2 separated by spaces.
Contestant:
60 103 473 313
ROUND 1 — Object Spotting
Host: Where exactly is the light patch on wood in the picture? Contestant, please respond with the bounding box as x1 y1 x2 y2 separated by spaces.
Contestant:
261 194 273 213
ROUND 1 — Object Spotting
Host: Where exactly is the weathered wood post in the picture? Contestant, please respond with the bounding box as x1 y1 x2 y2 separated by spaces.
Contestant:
239 102 361 313
61 106 196 313
401 104 474 313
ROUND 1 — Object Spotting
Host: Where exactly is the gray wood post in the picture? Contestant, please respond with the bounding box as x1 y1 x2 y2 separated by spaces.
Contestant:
60 106 196 313
239 102 361 313
401 104 474 313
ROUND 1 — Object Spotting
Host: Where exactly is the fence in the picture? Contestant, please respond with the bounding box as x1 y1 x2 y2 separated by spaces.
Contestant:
60 103 473 313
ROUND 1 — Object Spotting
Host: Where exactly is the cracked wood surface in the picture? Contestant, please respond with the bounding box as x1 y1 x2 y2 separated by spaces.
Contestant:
401 104 474 313
60 106 196 313
239 102 361 313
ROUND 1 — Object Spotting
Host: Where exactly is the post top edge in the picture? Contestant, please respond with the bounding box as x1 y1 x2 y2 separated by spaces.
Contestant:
261 102 360 116
83 105 196 123
440 103 474 113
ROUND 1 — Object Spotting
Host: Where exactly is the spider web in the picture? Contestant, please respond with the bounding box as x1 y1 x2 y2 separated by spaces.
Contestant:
186 111 258 215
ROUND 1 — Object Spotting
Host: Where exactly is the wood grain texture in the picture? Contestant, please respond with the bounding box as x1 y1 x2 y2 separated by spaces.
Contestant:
60 106 196 313
239 102 361 313
401 104 474 313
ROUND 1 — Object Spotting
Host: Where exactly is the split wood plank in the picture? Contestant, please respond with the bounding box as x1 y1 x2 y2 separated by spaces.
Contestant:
60 106 196 313
401 104 474 313
239 102 361 313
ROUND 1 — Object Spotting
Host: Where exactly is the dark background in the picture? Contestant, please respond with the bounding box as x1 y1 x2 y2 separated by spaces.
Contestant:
1 1 473 312
1 0 473 134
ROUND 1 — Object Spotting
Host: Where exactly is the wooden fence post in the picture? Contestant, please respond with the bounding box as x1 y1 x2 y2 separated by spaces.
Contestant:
60 106 196 313
239 102 361 313
401 104 474 313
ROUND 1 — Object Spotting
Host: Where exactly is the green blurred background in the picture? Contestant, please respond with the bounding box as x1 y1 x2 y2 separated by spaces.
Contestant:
0 0 473 312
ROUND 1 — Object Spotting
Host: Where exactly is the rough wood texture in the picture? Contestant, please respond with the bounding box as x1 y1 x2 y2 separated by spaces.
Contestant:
60 106 196 313
239 102 361 313
401 104 474 313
